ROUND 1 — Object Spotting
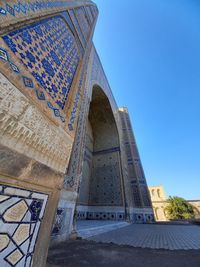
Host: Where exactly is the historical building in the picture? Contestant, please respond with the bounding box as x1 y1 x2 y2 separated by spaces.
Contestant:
0 1 154 266
149 185 200 221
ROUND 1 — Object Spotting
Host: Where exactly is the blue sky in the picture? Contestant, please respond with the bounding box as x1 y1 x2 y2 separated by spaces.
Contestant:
93 0 200 199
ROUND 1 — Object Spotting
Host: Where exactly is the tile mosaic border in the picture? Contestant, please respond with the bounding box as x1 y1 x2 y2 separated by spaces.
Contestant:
0 184 48 267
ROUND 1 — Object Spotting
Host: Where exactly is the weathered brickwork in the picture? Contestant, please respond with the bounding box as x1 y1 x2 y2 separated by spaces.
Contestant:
0 1 153 266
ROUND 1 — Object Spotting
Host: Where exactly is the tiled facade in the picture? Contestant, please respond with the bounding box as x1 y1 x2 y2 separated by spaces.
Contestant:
3 16 80 110
118 107 153 222
0 1 153 266
0 184 48 267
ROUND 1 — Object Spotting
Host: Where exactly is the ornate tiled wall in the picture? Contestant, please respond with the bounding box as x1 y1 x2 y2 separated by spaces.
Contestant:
77 210 125 221
3 16 80 111
51 208 65 236
118 108 154 222
89 150 123 206
0 184 48 267
0 4 97 130
0 1 97 31
0 0 98 264
0 1 154 262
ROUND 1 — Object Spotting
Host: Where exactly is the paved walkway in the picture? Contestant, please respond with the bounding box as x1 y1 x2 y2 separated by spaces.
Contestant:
76 220 129 238
85 223 200 250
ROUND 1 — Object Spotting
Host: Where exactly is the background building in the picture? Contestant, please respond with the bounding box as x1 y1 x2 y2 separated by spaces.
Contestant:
149 185 200 221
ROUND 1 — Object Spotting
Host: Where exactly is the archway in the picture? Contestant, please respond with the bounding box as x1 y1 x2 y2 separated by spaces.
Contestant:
76 85 125 221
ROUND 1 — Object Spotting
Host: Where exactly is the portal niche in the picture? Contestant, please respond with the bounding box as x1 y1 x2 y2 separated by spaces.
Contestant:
77 86 124 220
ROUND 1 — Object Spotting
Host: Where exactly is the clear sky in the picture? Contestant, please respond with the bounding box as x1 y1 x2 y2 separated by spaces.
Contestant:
93 0 200 200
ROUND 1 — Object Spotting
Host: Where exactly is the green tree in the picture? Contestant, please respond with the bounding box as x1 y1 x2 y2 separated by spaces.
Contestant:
165 196 194 220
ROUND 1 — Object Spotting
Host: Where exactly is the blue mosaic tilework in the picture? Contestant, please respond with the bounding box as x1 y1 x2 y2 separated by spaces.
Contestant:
10 62 20 73
51 208 65 236
68 9 86 48
90 5 98 19
0 47 9 61
0 184 48 267
0 1 94 17
67 40 92 132
85 6 94 25
74 7 91 41
64 88 88 188
61 11 84 57
23 76 34 88
0 46 66 123
2 16 80 110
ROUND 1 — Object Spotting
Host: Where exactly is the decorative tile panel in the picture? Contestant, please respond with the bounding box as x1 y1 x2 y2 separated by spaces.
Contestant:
0 1 96 28
2 16 80 110
68 9 86 48
61 11 84 57
74 7 91 41
77 211 125 221
0 48 9 61
89 152 123 206
51 208 65 236
0 184 48 267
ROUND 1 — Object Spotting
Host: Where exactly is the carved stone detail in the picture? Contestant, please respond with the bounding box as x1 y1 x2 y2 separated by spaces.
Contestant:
0 73 73 173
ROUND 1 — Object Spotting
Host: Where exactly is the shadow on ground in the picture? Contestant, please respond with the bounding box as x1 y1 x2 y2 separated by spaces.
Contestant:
46 239 200 267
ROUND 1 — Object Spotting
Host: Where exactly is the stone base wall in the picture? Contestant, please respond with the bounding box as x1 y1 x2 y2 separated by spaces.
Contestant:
128 208 155 223
76 205 125 221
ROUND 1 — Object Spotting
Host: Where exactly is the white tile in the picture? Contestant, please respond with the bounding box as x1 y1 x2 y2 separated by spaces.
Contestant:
20 238 30 254
4 188 30 197
31 193 48 201
29 222 40 253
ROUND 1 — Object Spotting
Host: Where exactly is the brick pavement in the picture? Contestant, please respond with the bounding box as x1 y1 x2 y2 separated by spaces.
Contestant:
86 223 200 250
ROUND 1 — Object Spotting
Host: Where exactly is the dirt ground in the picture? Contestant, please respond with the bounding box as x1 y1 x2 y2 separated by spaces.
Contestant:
46 239 200 267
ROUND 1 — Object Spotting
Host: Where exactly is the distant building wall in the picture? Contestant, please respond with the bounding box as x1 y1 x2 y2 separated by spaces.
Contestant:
149 185 200 221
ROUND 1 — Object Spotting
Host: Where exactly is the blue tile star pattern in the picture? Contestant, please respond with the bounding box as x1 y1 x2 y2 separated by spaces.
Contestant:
2 16 80 110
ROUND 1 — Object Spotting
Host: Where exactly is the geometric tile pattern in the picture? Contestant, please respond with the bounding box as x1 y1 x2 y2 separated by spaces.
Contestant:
0 184 48 267
64 71 88 187
0 46 59 125
68 9 87 48
118 109 153 209
2 16 80 110
61 11 84 57
0 1 93 18
89 152 123 206
66 37 93 133
74 7 91 41
51 208 65 236
77 211 125 221
85 6 94 25
65 46 93 187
